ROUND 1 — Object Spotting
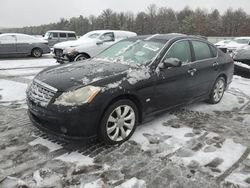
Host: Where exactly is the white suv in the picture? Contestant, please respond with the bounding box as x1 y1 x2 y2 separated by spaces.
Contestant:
53 30 137 63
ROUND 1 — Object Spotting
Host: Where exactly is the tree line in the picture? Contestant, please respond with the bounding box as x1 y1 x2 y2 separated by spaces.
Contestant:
1 5 250 37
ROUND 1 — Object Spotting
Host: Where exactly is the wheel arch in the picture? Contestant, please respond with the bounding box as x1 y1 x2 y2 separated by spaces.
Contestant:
100 93 143 124
31 47 43 55
77 52 91 59
218 73 227 82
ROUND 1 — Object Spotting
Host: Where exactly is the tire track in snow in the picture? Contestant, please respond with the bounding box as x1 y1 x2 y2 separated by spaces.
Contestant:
216 147 250 183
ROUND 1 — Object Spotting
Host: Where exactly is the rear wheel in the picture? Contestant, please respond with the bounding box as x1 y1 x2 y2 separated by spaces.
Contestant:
31 48 42 58
74 54 89 61
99 99 138 145
207 77 226 104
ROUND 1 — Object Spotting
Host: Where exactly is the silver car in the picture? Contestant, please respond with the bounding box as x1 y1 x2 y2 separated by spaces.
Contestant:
0 33 51 58
43 30 77 48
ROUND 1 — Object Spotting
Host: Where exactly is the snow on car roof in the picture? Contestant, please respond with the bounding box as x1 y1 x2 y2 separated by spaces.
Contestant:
0 33 43 40
234 37 250 40
46 30 75 33
86 30 136 35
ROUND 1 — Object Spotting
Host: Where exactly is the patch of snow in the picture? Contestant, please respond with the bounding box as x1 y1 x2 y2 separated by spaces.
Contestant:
131 113 197 152
127 67 150 85
24 76 35 80
29 137 62 152
115 177 146 188
0 79 27 103
172 138 246 175
235 61 250 70
92 77 104 82
81 179 105 188
81 77 90 84
226 172 250 188
231 75 250 96
104 80 122 90
1 68 44 76
187 92 244 114
33 170 43 186
55 152 94 167
0 57 56 69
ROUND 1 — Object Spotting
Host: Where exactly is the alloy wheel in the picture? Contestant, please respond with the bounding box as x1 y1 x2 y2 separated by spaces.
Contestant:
106 105 135 142
213 79 225 102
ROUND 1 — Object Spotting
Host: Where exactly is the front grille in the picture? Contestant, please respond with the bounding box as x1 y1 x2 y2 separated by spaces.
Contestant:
54 48 63 57
28 79 57 107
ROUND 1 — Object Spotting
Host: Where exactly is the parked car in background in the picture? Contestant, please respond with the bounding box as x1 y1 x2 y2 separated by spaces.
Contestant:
216 37 250 54
44 30 77 48
215 40 232 47
53 30 137 63
27 34 234 145
0 33 50 58
233 45 250 73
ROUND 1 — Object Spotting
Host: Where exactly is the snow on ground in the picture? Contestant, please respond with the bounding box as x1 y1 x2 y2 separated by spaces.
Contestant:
29 137 63 152
0 57 250 187
0 79 27 104
0 55 56 69
115 177 146 188
55 152 94 167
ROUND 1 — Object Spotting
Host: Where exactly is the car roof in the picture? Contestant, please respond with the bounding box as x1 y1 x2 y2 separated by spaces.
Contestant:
234 37 250 40
0 33 35 37
128 33 208 43
46 30 75 33
86 30 136 35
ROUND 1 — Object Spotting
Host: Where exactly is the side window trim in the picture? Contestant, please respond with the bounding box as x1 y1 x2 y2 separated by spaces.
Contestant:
160 39 192 65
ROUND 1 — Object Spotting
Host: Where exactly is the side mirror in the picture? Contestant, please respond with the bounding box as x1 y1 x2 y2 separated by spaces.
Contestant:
159 58 182 69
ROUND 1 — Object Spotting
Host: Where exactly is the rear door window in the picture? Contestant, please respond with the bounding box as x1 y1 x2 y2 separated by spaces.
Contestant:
0 35 16 44
68 33 76 39
192 41 213 61
59 33 67 38
164 40 191 64
51 33 58 39
100 32 115 42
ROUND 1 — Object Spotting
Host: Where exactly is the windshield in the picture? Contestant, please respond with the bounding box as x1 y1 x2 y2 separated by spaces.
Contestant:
94 39 165 65
234 38 250 44
44 32 51 38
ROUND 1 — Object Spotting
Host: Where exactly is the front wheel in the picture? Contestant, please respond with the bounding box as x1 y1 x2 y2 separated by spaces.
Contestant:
99 99 138 145
74 54 89 61
207 77 226 104
31 48 42 58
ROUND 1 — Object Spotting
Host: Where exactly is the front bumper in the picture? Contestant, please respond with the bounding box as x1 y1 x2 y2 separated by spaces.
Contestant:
53 55 71 64
27 99 101 141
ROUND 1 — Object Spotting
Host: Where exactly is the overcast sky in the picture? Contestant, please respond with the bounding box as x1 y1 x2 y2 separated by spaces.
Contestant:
0 0 249 28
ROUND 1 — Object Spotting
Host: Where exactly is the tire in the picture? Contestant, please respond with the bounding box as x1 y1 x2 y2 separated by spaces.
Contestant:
74 54 89 61
99 99 138 145
207 77 226 104
31 48 43 58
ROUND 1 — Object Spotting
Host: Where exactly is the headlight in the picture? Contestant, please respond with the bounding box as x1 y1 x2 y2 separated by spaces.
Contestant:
54 86 101 106
66 47 77 55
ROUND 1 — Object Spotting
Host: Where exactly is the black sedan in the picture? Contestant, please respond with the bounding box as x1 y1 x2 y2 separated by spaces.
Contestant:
26 34 234 145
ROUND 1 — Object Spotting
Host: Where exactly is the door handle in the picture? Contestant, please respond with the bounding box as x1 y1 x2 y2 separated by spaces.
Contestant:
187 68 197 76
213 62 219 67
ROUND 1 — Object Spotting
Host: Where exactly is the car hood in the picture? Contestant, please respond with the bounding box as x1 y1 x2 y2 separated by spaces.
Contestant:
53 38 97 49
35 59 132 91
224 42 247 49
